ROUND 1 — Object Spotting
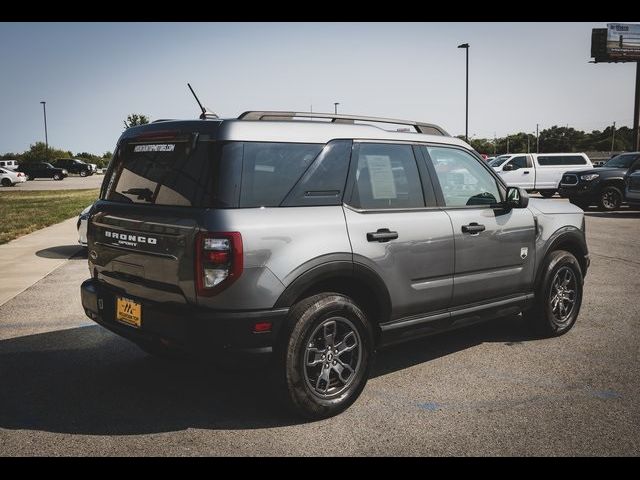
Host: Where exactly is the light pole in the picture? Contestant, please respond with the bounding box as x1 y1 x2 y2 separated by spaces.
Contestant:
458 43 470 142
334 102 340 114
40 101 48 160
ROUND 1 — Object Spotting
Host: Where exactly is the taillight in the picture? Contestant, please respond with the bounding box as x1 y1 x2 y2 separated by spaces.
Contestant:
195 232 243 296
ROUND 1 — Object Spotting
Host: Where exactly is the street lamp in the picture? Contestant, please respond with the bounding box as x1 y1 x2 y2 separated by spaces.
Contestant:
457 43 470 143
334 102 340 114
40 101 48 160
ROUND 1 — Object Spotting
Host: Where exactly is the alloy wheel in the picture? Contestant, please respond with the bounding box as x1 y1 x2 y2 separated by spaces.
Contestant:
549 266 577 324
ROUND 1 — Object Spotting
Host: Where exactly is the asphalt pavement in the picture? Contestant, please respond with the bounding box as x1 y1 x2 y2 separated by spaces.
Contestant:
3 174 104 191
0 205 638 456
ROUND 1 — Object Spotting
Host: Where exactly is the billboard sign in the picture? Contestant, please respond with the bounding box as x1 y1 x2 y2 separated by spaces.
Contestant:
607 23 640 60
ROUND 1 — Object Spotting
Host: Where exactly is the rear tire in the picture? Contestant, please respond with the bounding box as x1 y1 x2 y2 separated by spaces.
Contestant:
540 190 556 198
598 186 622 211
278 293 374 419
523 250 583 337
80 170 87 177
1 178 11 187
53 174 61 181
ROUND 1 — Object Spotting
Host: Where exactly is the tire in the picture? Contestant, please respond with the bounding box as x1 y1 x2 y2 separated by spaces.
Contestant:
598 186 622 211
278 293 374 419
540 190 556 198
523 250 583 337
53 174 61 181
80 170 87 177
1 178 11 187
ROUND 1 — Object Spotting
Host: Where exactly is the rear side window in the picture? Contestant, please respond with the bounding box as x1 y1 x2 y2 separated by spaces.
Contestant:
349 143 425 209
282 140 352 207
240 142 323 207
537 155 587 166
105 134 240 208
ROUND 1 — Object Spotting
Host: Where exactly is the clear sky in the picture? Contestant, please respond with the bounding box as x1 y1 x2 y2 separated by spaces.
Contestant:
0 22 637 155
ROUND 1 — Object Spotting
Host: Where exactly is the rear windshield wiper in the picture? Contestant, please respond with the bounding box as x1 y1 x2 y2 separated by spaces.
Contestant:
122 187 154 202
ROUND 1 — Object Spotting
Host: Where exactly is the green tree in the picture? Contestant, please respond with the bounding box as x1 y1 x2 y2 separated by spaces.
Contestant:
123 113 150 129
21 142 71 163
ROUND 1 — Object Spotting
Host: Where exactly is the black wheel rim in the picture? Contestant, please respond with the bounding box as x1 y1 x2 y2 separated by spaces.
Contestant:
549 266 577 324
602 190 619 209
303 316 362 399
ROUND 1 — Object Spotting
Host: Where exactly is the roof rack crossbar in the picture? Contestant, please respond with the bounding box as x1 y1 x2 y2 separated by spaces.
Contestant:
237 111 449 136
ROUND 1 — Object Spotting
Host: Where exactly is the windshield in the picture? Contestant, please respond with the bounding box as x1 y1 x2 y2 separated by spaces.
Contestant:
489 156 510 167
603 154 637 169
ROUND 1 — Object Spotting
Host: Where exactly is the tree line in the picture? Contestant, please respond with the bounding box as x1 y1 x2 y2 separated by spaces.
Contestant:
0 113 150 168
465 125 635 156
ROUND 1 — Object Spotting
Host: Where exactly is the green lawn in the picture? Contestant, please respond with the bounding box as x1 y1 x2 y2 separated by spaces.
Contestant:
0 189 99 244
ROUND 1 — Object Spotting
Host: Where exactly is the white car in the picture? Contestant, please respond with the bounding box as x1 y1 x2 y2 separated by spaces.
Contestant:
491 153 593 197
0 167 27 186
77 204 93 246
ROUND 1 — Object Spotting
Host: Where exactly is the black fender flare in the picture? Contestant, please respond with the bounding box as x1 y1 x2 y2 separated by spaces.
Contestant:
535 227 588 291
274 260 392 325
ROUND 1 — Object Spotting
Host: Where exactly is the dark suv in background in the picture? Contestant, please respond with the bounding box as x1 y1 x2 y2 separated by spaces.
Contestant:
559 152 640 210
53 158 94 176
17 162 68 180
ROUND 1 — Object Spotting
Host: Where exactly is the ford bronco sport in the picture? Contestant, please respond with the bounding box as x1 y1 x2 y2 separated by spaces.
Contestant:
81 111 589 419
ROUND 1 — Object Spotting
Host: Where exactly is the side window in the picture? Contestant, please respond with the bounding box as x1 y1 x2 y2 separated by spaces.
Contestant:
507 156 528 170
425 146 502 207
349 143 425 209
630 157 640 173
282 140 352 207
240 142 323 207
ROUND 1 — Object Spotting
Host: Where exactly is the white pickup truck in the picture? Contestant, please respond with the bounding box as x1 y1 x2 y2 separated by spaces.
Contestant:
489 153 593 197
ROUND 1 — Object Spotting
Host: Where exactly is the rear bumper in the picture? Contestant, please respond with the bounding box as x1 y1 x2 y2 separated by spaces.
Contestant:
80 278 288 362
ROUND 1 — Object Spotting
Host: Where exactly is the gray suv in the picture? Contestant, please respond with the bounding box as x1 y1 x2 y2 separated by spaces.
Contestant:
81 111 589 418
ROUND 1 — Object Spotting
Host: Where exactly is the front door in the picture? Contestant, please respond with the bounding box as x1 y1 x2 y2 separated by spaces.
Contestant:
344 142 454 320
421 146 536 307
498 154 535 189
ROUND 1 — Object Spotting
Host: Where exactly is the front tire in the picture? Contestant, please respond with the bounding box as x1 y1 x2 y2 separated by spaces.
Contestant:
80 170 87 177
1 178 11 187
540 190 556 198
279 293 373 419
599 186 622 211
53 174 61 181
524 250 583 337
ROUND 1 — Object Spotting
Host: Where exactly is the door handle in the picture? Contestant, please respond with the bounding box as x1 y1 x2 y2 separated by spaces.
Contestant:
367 228 398 243
462 223 485 234
523 171 530 174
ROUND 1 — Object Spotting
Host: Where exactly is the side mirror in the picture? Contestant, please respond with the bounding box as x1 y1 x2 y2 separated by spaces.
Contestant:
506 186 529 209
503 163 515 171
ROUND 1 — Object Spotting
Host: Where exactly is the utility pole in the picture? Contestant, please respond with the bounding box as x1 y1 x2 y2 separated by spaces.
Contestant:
611 121 616 153
536 123 539 153
40 101 48 160
634 61 640 151
507 136 510 154
457 43 470 142
493 132 497 155
334 102 340 114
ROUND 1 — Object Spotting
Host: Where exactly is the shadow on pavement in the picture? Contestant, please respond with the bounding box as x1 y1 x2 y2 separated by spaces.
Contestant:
585 210 640 219
0 314 535 435
35 245 84 259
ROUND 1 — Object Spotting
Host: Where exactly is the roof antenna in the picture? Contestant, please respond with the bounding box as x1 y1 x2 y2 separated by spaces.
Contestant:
187 83 218 119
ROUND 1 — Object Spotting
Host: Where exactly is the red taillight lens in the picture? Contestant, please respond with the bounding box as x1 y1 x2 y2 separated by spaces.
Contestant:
253 322 272 333
195 232 243 296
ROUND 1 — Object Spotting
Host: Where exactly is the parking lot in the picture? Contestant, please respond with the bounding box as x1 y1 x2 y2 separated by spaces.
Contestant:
0 200 638 456
2 174 104 191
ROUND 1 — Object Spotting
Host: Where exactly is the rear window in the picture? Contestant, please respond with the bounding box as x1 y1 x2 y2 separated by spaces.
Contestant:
537 155 587 166
104 134 240 208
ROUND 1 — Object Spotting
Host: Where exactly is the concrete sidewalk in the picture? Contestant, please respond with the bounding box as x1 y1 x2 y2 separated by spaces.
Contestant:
0 217 82 306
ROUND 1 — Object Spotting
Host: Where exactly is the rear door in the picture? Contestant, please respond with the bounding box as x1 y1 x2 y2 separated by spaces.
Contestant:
343 142 454 321
422 146 536 307
90 129 239 306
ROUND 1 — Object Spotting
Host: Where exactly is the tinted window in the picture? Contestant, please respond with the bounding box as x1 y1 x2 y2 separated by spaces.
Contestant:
282 140 352 207
537 155 587 166
604 154 638 169
349 143 424 209
105 135 240 208
240 142 323 207
507 156 529 169
425 146 501 207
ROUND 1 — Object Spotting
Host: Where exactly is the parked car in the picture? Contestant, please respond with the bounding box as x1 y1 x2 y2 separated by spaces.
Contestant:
81 110 589 419
0 160 19 170
52 158 94 176
77 204 93 247
624 170 640 208
16 162 68 180
559 152 640 210
0 167 27 186
492 153 593 197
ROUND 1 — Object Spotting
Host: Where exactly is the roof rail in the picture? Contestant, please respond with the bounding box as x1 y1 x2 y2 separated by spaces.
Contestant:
237 111 449 136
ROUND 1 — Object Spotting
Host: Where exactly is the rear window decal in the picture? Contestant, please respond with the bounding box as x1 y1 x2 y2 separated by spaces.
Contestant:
133 144 176 152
